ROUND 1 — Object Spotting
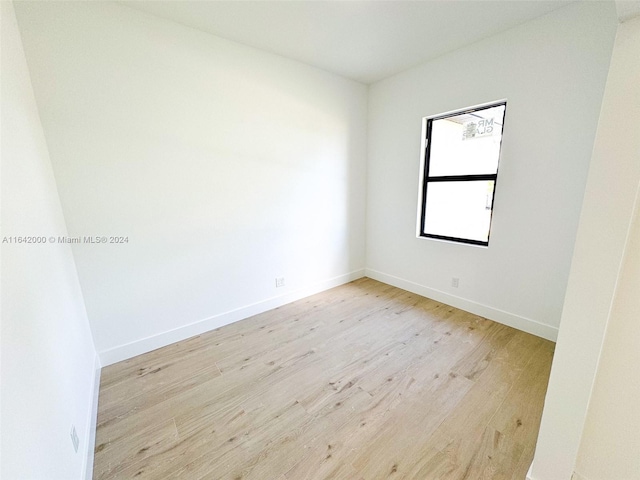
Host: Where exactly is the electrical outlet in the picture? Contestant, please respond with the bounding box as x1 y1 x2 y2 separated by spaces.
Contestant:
275 277 285 288
451 277 459 288
70 425 79 453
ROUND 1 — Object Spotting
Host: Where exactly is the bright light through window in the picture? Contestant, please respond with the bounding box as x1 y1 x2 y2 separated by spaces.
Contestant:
418 102 506 246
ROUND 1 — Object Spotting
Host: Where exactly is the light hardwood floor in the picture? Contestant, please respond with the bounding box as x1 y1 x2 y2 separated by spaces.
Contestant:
93 278 554 480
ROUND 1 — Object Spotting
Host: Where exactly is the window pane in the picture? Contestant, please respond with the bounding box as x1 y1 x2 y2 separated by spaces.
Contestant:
428 104 505 177
423 180 495 243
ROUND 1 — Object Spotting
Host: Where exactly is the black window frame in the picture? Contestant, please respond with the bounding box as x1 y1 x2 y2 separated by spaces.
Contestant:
418 101 507 247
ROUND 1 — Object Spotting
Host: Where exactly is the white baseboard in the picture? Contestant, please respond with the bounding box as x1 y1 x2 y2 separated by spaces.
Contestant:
99 269 366 366
365 269 558 342
524 465 589 480
571 472 589 480
98 267 555 366
83 352 102 480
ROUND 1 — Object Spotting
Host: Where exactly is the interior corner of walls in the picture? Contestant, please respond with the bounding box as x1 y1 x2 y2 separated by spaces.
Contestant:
364 268 558 342
98 269 366 366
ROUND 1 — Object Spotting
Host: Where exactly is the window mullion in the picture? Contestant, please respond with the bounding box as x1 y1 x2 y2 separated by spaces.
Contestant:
426 174 497 182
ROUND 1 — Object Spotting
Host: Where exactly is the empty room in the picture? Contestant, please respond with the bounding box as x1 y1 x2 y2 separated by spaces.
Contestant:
2 1 639 479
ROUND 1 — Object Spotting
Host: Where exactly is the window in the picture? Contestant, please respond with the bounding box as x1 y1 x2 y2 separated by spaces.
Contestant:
418 101 506 246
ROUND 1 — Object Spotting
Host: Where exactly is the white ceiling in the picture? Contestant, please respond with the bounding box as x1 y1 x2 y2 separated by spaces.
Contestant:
120 0 576 84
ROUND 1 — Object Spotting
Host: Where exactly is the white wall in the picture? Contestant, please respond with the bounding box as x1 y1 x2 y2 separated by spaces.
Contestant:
365 2 618 340
14 1 368 365
530 13 640 480
576 180 640 480
0 2 99 479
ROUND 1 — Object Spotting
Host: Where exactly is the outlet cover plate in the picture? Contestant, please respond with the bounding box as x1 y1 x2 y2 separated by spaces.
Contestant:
70 425 79 453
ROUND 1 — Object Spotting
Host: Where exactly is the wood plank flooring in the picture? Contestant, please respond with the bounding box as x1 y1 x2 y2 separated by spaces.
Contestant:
93 278 554 480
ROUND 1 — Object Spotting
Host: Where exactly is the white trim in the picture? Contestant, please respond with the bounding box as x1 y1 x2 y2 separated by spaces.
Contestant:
82 353 101 480
423 98 509 121
527 463 534 480
98 269 366 366
365 268 558 342
570 472 590 480
416 116 429 237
